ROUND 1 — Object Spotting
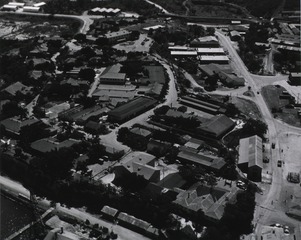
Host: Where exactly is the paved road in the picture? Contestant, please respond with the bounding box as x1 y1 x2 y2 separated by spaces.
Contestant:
216 30 301 239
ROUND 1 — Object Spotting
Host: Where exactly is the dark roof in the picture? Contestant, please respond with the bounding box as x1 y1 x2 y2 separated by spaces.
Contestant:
85 121 102 131
0 117 40 134
130 127 152 137
108 97 157 121
177 150 226 171
198 115 235 138
157 172 187 189
31 138 79 153
2 82 32 96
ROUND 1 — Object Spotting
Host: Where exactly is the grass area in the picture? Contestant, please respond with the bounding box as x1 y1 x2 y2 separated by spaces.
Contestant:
262 85 301 128
232 97 262 120
150 0 186 14
225 0 282 17
188 1 247 18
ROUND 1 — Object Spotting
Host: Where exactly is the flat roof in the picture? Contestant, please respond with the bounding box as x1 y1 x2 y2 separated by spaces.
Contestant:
143 25 165 31
171 51 197 56
3 4 18 9
8 2 25 6
199 55 229 61
197 48 224 53
105 30 131 39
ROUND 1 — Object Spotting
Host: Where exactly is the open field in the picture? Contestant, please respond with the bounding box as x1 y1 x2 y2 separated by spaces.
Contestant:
262 85 301 128
232 97 262 120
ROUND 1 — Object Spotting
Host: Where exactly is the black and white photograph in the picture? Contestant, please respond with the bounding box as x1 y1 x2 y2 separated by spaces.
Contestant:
0 0 300 239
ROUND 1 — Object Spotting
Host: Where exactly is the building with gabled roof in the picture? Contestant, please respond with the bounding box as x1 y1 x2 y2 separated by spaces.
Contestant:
31 138 80 154
100 205 119 221
115 152 160 182
0 117 41 137
238 135 263 182
117 212 160 239
108 96 157 123
190 36 220 48
104 30 131 43
173 183 239 222
177 149 226 173
1 82 32 97
130 127 152 138
197 115 235 139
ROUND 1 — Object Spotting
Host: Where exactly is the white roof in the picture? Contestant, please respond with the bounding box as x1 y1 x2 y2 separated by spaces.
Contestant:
168 46 193 51
23 6 40 10
197 48 224 53
33 2 46 7
3 4 18 8
143 25 165 31
199 55 229 61
8 2 25 6
171 51 198 56
91 7 120 13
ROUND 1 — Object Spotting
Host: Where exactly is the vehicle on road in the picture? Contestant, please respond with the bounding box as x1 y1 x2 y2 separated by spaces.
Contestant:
277 160 282 167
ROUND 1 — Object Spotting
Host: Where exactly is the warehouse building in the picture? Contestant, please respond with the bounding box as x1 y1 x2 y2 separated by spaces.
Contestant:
108 96 157 122
199 55 229 64
238 135 263 182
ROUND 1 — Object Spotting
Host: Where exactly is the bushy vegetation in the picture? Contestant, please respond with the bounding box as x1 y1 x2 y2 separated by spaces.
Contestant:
225 0 282 17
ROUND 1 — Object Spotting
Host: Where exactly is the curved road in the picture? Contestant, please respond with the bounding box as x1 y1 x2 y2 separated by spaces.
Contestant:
216 30 301 239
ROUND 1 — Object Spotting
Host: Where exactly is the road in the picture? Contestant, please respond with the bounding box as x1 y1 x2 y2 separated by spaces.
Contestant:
100 55 178 150
215 30 301 239
0 11 98 34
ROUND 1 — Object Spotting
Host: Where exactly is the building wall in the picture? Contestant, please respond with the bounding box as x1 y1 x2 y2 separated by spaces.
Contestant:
248 165 262 182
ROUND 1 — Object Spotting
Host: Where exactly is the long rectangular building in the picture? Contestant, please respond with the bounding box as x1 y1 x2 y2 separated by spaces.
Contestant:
238 135 263 182
199 55 229 64
108 96 157 122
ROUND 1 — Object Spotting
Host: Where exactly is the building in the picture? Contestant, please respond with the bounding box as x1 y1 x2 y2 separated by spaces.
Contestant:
0 117 41 138
218 71 245 87
8 2 25 7
173 183 239 222
2 4 18 11
99 64 126 85
31 138 80 155
1 82 32 98
170 51 198 58
190 36 220 48
105 30 131 44
117 152 160 182
179 96 226 115
197 48 225 55
177 149 226 173
100 205 119 221
89 7 121 16
130 127 152 138
238 135 263 182
117 212 160 239
197 114 235 139
108 96 157 122
199 55 229 64
23 6 41 12
288 72 301 86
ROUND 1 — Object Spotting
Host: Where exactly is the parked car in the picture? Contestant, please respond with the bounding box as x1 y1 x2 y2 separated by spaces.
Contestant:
277 160 282 167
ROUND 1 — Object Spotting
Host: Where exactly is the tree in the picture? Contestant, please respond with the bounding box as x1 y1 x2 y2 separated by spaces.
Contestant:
79 68 95 82
241 118 268 139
